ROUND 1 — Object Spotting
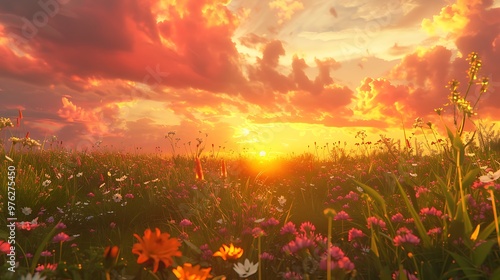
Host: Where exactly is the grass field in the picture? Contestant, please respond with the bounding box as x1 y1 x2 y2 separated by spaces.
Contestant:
1 53 500 280
0 127 499 280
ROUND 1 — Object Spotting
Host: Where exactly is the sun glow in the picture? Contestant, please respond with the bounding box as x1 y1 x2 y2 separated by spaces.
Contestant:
259 150 267 157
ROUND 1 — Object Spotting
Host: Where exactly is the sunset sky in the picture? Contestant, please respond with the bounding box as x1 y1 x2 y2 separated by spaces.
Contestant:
1 0 499 156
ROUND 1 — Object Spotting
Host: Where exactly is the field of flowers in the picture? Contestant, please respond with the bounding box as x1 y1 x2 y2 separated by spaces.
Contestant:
0 53 500 280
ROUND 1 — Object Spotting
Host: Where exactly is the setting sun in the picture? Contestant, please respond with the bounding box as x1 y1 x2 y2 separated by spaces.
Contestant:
259 150 267 157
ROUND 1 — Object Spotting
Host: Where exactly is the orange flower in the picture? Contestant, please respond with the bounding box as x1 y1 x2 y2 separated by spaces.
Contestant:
103 245 120 269
195 157 204 180
172 263 213 280
220 159 227 179
213 243 243 261
132 228 182 273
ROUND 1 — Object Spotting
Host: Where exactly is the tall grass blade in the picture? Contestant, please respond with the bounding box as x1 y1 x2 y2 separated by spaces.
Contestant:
394 176 431 248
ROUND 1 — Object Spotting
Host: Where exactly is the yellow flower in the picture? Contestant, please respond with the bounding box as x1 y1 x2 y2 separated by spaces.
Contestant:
172 263 213 280
132 228 182 273
213 243 243 261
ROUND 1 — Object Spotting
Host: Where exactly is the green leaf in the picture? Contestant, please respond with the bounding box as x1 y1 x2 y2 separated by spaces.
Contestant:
478 220 497 240
472 239 495 266
447 251 479 280
435 174 456 216
394 176 431 248
462 168 480 191
353 180 387 216
370 228 379 258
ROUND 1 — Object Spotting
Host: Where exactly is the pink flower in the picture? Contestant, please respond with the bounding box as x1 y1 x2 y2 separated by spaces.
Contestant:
179 219 193 227
262 217 280 227
348 228 364 241
125 193 134 199
319 246 355 272
283 235 314 254
52 232 71 243
260 252 274 260
40 250 52 257
334 210 351 221
36 263 58 272
280 221 297 235
282 271 303 280
393 227 420 247
367 216 387 230
391 213 405 223
299 222 316 234
419 207 443 218
87 192 95 198
252 227 266 238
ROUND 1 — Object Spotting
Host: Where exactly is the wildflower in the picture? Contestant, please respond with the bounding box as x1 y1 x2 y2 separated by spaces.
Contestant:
419 207 443 218
52 232 71 243
391 213 405 223
40 250 52 257
233 259 258 278
35 263 57 272
283 235 314 254
393 227 420 247
252 227 266 238
172 263 212 280
260 252 274 260
319 246 355 272
21 207 32 215
0 240 11 254
213 243 244 260
125 193 134 199
103 245 120 269
112 193 122 203
132 228 182 273
299 222 316 234
262 217 279 227
42 180 51 187
334 210 351 221
367 216 387 230
348 228 365 241
19 272 46 280
195 157 204 181
76 172 83 177
280 221 297 235
179 219 193 227
0 117 14 129
479 169 500 183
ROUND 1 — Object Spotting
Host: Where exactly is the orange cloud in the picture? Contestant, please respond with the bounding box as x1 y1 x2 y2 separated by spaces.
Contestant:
269 0 304 25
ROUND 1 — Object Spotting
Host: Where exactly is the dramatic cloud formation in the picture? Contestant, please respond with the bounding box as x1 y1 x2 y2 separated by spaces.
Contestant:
0 0 499 154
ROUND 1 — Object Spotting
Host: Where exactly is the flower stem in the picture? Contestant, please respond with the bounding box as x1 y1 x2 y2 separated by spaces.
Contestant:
327 216 332 280
489 189 500 247
258 235 262 280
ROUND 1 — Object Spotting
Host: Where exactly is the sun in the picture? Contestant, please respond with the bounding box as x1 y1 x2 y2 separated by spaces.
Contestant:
259 150 267 157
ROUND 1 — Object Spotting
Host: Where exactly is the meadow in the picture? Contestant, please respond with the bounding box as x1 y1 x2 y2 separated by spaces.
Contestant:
1 53 500 280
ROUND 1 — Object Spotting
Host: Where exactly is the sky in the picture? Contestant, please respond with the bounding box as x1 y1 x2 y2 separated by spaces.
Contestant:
0 0 499 156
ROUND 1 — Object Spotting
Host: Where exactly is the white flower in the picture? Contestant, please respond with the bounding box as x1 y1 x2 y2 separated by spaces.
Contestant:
479 169 500 183
233 259 258 278
254 218 265 223
409 173 417 177
112 193 122 203
20 272 46 280
76 172 83 177
42 180 51 187
277 195 287 206
21 207 32 215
